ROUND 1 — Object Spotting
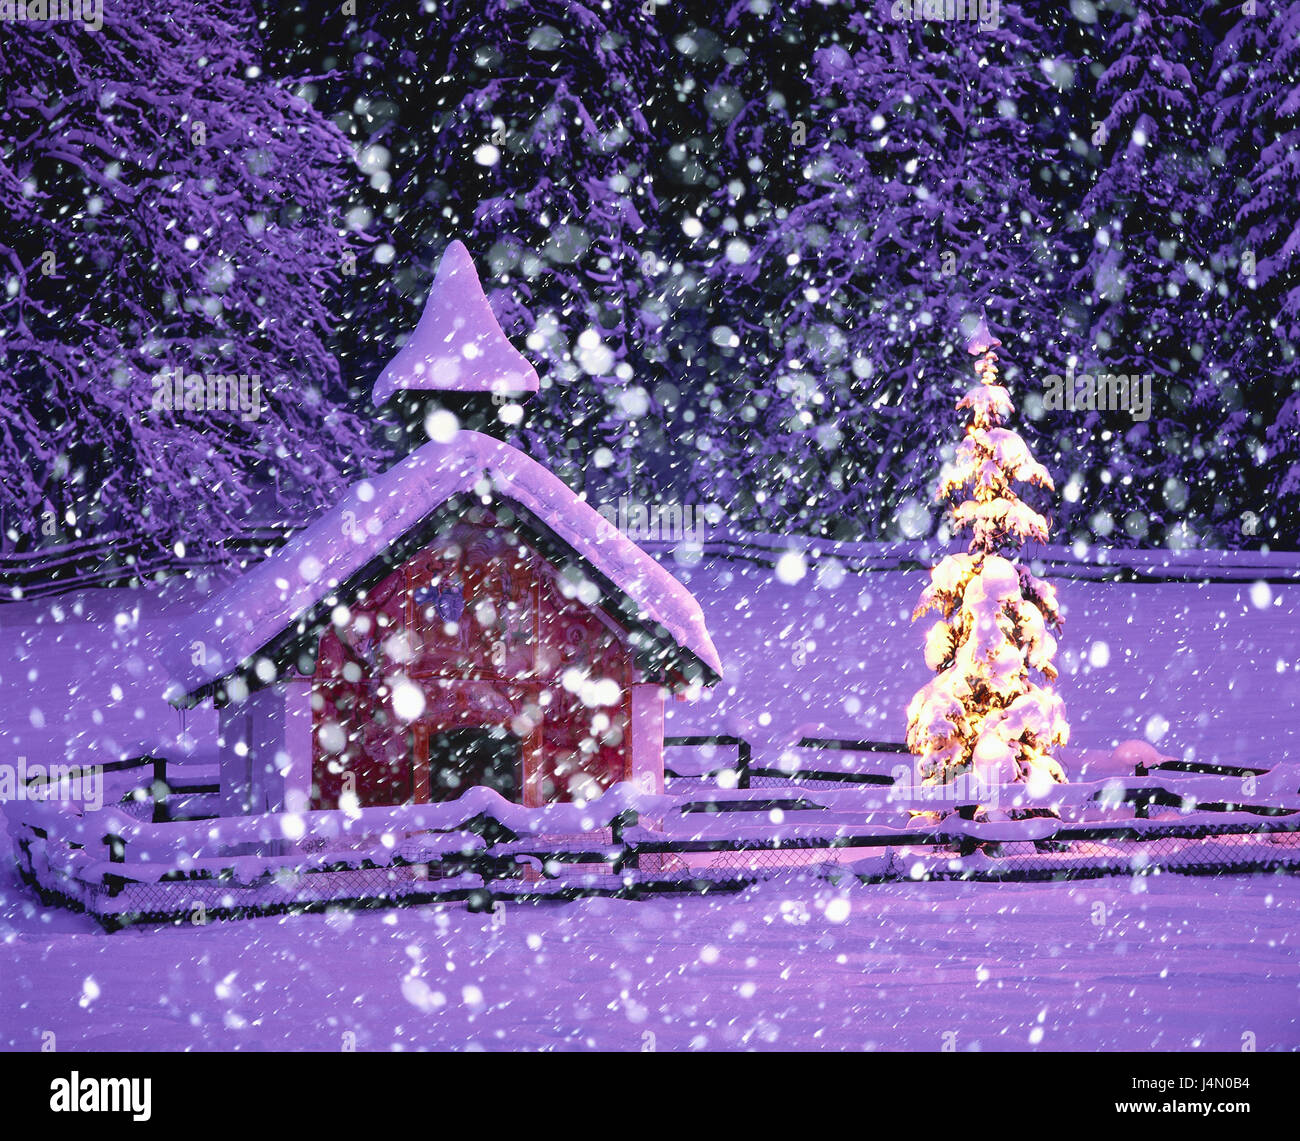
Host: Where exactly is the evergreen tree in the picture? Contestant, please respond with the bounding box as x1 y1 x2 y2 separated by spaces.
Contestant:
0 0 378 583
257 0 687 500
1210 1 1300 542
1069 0 1237 549
701 2 1078 541
906 318 1069 816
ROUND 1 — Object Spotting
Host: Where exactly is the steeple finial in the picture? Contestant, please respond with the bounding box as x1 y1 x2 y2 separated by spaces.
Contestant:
372 240 539 409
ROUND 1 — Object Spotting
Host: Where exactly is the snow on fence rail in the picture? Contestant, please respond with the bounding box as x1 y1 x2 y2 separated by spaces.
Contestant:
7 765 1300 929
6 782 671 864
0 522 299 599
664 733 905 789
7 523 1297 603
640 528 1300 583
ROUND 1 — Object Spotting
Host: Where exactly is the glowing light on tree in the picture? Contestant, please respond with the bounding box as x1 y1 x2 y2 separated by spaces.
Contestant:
905 314 1069 819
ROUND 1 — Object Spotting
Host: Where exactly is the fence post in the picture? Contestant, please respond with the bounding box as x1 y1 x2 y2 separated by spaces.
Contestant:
612 809 638 874
151 756 171 824
956 803 979 858
737 737 751 789
611 808 637 845
102 829 126 898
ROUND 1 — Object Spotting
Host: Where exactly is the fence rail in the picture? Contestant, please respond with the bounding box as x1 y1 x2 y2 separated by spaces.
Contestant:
0 523 301 599
7 524 1300 603
9 761 1299 930
640 528 1300 584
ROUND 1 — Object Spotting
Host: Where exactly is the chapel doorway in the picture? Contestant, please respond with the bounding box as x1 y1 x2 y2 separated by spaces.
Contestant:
425 726 523 803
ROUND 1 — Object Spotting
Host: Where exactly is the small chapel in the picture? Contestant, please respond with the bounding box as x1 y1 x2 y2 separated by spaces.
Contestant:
167 242 721 815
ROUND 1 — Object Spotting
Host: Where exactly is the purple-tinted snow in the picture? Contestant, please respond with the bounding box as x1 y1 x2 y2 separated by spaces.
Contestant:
1 869 1294 1051
371 239 539 406
2 547 1297 1050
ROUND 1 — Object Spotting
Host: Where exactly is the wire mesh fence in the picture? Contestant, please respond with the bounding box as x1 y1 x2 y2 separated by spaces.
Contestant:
13 761 1300 928
699 821 1300 880
20 817 1300 930
747 773 892 790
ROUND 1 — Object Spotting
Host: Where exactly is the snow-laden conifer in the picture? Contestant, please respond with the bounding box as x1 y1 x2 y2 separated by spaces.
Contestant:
905 316 1069 816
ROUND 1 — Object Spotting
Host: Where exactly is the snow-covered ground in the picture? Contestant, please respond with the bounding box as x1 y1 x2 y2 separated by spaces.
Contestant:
2 868 1295 1051
664 554 1300 770
1 550 1298 1050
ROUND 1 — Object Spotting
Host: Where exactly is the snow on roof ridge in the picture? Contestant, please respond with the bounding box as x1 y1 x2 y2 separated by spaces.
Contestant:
371 240 540 406
165 431 720 701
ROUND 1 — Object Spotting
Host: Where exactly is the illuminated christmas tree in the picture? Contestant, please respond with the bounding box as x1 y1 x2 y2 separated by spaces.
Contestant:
905 315 1070 818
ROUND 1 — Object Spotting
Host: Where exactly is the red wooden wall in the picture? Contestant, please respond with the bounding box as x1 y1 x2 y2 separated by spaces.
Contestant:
311 512 635 809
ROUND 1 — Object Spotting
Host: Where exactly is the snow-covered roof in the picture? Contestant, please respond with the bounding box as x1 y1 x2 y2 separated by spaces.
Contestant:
372 240 539 406
165 431 721 703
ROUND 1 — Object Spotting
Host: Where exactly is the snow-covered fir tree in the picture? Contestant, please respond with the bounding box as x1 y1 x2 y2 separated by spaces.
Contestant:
1068 0 1233 550
0 0 380 581
702 1 1078 542
1209 0 1300 541
905 317 1069 816
257 0 684 501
